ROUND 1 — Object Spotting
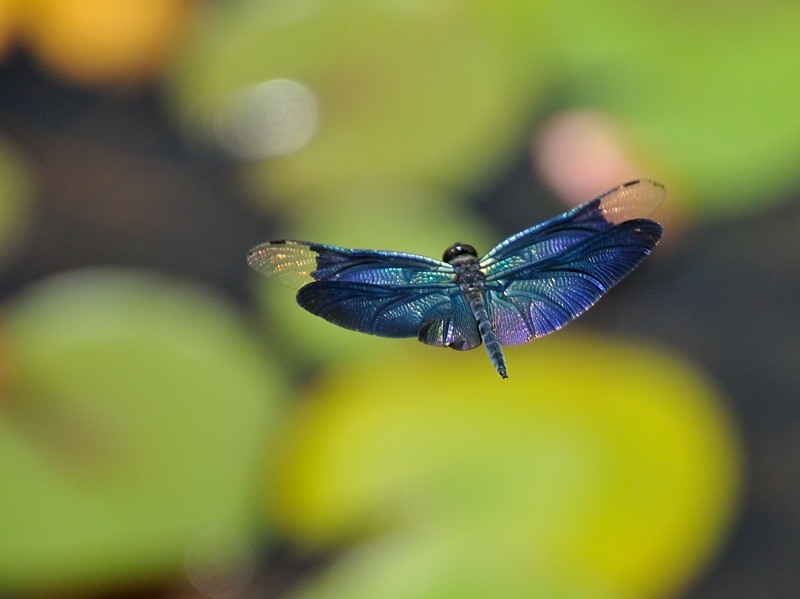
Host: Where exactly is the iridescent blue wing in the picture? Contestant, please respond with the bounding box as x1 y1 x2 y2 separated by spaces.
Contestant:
247 240 482 348
479 179 665 345
247 240 450 289
295 280 482 349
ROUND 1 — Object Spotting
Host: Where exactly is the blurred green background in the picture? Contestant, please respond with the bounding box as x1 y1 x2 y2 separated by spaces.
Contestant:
0 0 797 597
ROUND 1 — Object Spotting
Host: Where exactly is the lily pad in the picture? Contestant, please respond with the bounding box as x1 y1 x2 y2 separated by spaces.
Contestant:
0 269 284 594
272 333 740 599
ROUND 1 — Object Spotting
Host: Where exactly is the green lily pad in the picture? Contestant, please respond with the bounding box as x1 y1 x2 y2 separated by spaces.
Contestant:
0 269 285 594
169 1 547 211
543 1 800 214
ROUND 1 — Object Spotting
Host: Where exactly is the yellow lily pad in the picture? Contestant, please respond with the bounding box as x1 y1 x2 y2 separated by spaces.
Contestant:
272 333 740 598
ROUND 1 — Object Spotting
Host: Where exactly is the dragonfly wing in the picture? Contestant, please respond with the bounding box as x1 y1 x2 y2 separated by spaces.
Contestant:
480 179 664 272
247 240 452 289
297 281 480 349
417 293 481 350
481 180 664 345
247 240 320 289
249 240 480 344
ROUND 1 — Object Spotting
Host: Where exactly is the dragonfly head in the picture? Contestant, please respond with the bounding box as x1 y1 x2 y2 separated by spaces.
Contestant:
443 243 478 264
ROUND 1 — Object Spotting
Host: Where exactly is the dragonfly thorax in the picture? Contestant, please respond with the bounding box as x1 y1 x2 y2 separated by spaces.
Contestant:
452 261 485 292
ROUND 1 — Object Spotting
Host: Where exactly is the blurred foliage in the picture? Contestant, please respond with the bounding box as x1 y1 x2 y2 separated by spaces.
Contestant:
0 137 33 264
0 0 786 596
541 1 800 212
272 334 740 599
170 0 800 223
171 1 545 200
0 270 284 594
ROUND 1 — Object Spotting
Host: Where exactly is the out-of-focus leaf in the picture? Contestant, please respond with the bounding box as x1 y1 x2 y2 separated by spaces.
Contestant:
172 1 800 218
543 1 800 214
0 269 284 594
272 333 740 599
169 1 547 210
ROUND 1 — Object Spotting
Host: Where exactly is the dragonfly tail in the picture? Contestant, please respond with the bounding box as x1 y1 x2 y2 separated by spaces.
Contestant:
466 290 508 378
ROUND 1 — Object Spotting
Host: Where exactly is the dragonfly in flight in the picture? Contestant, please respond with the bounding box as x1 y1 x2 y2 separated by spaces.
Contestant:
247 179 664 378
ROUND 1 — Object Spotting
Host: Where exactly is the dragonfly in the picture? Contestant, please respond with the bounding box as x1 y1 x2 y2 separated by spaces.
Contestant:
247 179 665 378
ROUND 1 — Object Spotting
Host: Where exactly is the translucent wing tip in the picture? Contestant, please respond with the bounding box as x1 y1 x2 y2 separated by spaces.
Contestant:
598 179 666 225
246 240 317 288
246 240 287 271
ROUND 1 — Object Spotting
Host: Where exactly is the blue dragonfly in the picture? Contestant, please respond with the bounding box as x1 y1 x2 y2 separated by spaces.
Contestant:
247 179 664 378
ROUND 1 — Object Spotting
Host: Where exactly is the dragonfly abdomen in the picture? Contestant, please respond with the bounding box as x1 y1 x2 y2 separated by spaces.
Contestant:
465 289 508 379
